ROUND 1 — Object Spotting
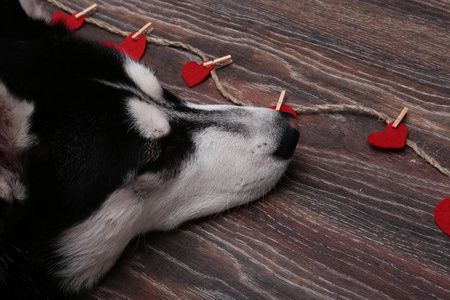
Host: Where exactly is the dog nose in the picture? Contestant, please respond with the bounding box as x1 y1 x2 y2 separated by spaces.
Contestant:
273 112 299 159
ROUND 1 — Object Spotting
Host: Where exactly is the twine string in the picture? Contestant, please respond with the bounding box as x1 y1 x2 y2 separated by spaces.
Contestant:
44 0 450 178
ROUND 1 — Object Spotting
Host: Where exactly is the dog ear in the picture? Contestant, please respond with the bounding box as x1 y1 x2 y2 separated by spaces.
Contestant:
127 99 171 139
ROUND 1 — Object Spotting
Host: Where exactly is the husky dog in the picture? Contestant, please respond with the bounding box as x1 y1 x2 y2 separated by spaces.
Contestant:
0 0 299 298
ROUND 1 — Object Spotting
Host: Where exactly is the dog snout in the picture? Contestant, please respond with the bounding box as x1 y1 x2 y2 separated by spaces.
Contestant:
273 112 299 160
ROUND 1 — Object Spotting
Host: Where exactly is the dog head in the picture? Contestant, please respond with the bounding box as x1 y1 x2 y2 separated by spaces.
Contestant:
43 58 299 291
121 60 299 230
1 54 299 229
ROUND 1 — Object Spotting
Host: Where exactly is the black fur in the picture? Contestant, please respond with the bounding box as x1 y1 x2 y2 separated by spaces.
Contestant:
0 1 170 298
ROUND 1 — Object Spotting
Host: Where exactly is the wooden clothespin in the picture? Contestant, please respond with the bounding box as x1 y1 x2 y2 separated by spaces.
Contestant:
276 90 286 111
203 55 233 69
181 55 232 87
131 22 154 40
101 22 153 61
268 90 297 118
51 4 97 30
392 107 408 128
74 4 98 19
368 106 408 148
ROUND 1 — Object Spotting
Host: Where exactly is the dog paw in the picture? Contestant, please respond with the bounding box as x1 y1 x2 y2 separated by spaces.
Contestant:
0 176 26 204
0 181 13 203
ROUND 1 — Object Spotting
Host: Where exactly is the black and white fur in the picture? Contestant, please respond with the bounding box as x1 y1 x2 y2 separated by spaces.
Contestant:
0 0 299 299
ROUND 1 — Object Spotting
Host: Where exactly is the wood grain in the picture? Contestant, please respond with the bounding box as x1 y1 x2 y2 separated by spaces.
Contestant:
39 0 450 299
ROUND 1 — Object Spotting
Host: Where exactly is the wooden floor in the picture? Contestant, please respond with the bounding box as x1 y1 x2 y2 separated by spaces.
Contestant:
40 0 450 299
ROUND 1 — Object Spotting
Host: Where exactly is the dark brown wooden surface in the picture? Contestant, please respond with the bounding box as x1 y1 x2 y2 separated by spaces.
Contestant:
40 0 450 299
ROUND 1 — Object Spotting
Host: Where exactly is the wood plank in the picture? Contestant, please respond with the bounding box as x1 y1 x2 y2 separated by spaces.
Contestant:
39 0 450 299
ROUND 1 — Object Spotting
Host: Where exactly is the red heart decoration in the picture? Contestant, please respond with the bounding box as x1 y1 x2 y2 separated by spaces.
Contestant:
435 197 450 236
100 41 121 51
51 12 85 31
269 105 297 118
181 61 214 87
368 122 408 149
101 34 147 61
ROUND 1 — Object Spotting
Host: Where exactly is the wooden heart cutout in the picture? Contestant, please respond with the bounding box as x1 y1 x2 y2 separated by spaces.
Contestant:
100 34 147 61
51 12 85 31
368 122 408 149
269 105 297 118
435 197 450 236
181 61 214 87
